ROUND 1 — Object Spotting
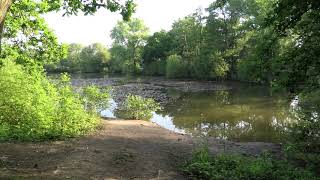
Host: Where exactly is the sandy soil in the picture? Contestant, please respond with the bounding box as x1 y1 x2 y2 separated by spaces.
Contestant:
0 120 281 180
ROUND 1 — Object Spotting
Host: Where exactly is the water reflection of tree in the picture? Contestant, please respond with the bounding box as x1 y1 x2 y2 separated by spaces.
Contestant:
160 89 294 142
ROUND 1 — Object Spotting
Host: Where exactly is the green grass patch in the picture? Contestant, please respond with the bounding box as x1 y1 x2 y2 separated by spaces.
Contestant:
183 147 318 180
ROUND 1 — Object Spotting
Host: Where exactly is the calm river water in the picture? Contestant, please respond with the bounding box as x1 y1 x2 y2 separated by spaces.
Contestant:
70 74 296 143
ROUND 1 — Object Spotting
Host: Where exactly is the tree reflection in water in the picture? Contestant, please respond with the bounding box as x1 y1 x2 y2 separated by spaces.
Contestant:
156 86 294 142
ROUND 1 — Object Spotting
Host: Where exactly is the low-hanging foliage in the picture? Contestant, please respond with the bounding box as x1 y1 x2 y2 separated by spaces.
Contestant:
284 94 320 174
0 59 110 141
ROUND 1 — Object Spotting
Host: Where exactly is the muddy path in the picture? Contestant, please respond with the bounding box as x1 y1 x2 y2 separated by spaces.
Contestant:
0 120 281 179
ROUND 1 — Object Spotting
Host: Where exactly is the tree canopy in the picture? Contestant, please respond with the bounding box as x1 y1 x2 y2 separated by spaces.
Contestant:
109 18 149 74
40 0 320 94
0 0 136 25
1 0 66 65
0 0 136 65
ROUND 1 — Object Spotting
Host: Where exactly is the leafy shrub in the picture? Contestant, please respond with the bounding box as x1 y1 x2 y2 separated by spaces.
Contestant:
0 59 108 141
209 52 229 78
0 59 58 140
82 85 111 113
143 60 166 76
166 54 188 78
119 94 161 120
237 58 264 83
192 52 229 80
284 95 320 173
183 147 318 180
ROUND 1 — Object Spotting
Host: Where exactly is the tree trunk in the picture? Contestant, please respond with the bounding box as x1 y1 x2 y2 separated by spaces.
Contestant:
0 0 12 56
0 20 4 56
0 0 12 25
132 49 136 73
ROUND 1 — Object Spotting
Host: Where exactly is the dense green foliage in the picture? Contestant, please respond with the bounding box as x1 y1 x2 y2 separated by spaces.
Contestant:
82 85 110 113
46 43 83 72
94 0 319 95
0 0 319 175
43 0 319 95
285 113 320 173
109 18 149 74
165 54 187 78
183 147 318 180
118 95 161 120
0 59 109 141
142 30 174 76
0 0 135 63
284 94 320 173
0 0 136 142
1 0 67 65
0 0 136 66
0 0 136 29
52 0 136 21
46 43 111 73
143 59 166 76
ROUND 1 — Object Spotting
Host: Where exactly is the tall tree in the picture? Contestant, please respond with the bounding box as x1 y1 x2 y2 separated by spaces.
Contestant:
205 0 248 78
80 43 110 73
110 18 149 73
142 30 175 75
222 0 277 83
142 30 174 64
267 0 320 91
169 13 204 76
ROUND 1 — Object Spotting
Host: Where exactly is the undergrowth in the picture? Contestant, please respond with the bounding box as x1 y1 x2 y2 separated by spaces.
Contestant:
183 146 318 180
0 59 110 141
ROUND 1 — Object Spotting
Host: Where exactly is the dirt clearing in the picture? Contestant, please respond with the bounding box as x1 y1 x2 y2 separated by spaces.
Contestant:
0 120 281 179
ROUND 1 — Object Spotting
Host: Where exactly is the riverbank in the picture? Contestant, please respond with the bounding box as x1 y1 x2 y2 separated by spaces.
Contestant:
0 119 281 179
70 76 234 106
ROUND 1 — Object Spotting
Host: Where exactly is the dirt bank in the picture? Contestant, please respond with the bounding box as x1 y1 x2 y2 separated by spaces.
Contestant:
0 120 281 179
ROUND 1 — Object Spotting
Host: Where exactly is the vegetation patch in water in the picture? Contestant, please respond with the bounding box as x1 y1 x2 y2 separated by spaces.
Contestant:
116 94 161 120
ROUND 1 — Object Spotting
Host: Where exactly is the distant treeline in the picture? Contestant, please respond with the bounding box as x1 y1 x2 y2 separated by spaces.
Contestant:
45 43 110 73
47 0 320 93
